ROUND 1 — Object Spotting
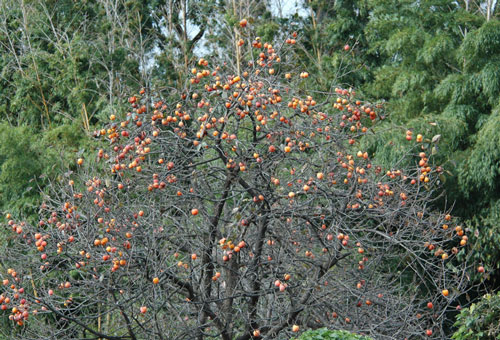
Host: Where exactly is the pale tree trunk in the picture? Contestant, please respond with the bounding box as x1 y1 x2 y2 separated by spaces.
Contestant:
20 0 51 129
101 0 116 112
182 0 188 72
233 0 241 76
485 0 497 21
308 0 322 68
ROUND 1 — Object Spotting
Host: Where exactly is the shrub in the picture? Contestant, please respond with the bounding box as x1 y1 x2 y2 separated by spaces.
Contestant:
452 291 500 340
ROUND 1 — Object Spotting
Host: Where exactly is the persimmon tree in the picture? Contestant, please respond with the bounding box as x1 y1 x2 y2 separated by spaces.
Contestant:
1 31 476 340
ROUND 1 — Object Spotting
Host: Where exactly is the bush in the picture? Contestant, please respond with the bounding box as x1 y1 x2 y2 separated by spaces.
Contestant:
452 291 500 340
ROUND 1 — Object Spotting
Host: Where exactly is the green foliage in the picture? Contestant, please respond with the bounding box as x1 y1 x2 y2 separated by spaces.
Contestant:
0 121 89 218
466 199 500 271
294 0 373 88
417 33 456 65
0 0 155 219
452 292 500 340
0 0 146 128
460 20 500 72
0 124 45 217
256 21 281 42
292 328 373 340
356 1 500 280
459 106 500 195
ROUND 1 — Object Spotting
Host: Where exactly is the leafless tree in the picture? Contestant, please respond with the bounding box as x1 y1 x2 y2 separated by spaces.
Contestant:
1 32 476 340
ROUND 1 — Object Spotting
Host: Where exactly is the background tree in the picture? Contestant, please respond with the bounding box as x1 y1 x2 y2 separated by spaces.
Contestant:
150 0 219 89
1 32 478 340
294 0 500 290
295 0 372 89
358 1 500 283
0 0 156 218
